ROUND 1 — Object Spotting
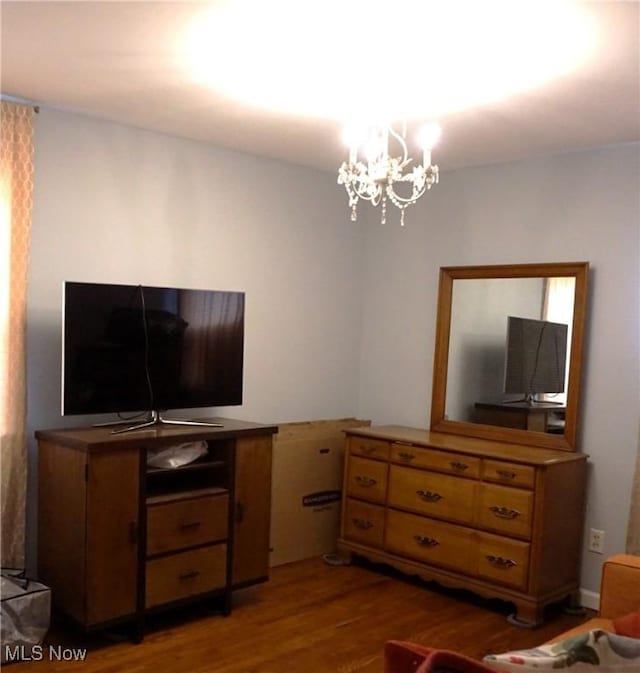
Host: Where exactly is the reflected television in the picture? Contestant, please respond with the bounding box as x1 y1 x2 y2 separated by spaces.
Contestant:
504 316 568 403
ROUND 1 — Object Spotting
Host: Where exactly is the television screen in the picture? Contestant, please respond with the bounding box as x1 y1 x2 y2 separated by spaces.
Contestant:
62 282 244 416
504 316 568 399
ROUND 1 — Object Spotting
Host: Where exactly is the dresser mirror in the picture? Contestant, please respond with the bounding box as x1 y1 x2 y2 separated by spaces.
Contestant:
430 262 589 451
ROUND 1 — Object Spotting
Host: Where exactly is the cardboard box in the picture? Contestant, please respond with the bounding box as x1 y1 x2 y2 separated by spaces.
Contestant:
270 418 370 566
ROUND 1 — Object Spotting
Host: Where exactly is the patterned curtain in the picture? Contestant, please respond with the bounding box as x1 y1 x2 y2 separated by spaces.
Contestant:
0 101 34 566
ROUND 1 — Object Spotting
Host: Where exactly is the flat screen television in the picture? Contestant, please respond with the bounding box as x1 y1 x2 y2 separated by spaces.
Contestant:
62 282 244 428
503 316 568 403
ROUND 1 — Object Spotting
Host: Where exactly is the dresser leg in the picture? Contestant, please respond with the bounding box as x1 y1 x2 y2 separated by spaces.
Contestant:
334 543 353 566
563 590 586 616
507 601 543 628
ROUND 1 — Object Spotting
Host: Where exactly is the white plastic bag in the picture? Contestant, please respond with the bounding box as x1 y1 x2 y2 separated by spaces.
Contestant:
1 569 51 663
146 440 208 469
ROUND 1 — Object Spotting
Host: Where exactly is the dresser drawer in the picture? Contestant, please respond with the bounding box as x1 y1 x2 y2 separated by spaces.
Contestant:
386 510 474 574
476 532 530 590
479 484 533 539
483 460 535 489
391 444 480 478
388 465 477 525
346 456 388 503
145 544 227 608
147 493 229 556
343 498 385 548
349 436 390 461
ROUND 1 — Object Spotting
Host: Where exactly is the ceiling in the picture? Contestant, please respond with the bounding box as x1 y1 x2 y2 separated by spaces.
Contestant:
1 1 639 173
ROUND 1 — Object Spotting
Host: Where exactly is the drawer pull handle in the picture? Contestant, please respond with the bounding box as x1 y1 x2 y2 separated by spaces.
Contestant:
416 490 442 502
179 521 201 530
355 475 377 487
496 470 517 480
450 461 468 472
486 555 517 569
360 446 377 455
352 518 373 530
489 506 521 519
179 569 201 581
398 452 415 461
414 535 439 547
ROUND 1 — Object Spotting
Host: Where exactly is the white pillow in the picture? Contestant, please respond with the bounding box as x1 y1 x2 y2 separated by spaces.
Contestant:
483 629 640 672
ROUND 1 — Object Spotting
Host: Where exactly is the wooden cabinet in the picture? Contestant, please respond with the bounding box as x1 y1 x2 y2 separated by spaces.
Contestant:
338 425 587 626
232 435 273 587
36 418 276 636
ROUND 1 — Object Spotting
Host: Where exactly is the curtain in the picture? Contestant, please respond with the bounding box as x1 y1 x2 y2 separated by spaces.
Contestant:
0 101 34 567
627 429 640 554
541 276 575 404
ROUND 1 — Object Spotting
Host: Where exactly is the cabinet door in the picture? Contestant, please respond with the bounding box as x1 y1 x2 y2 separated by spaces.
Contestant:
233 435 273 586
86 448 140 625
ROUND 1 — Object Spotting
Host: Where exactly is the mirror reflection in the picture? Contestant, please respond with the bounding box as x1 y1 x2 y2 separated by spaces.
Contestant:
445 276 575 435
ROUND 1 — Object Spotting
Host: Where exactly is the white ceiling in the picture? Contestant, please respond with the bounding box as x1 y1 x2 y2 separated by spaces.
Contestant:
1 1 639 173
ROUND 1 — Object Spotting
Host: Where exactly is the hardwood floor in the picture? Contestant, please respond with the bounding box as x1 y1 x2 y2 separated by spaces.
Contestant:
8 557 591 672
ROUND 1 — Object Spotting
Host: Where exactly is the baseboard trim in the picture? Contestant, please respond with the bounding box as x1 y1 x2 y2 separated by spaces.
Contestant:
579 588 600 612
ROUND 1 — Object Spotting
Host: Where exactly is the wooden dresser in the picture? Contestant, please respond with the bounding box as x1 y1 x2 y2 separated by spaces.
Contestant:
337 425 587 626
36 418 276 639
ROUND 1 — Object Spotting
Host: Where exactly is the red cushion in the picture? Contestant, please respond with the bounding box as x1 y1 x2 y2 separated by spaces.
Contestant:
384 641 497 673
613 610 640 638
384 641 433 673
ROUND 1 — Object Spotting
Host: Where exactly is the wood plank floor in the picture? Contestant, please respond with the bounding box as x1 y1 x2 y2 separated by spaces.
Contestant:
8 557 591 672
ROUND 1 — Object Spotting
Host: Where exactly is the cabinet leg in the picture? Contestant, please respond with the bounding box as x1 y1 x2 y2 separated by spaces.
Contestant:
222 590 232 616
131 616 145 644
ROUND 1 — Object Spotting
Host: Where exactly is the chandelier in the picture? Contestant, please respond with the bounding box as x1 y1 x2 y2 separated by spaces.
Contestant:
337 122 441 226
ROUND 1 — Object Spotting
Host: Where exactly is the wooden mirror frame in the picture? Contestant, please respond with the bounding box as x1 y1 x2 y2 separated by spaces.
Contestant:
430 262 589 451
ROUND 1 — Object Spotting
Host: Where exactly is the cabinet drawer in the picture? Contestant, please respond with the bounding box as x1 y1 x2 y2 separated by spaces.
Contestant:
145 544 227 608
346 456 388 503
483 460 535 489
386 509 474 574
349 436 390 461
392 444 480 479
476 532 530 590
147 493 228 556
479 484 533 539
343 498 385 548
388 466 477 525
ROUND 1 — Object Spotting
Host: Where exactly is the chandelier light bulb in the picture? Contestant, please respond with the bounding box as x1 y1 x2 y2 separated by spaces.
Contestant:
417 123 442 167
417 123 442 150
341 123 367 149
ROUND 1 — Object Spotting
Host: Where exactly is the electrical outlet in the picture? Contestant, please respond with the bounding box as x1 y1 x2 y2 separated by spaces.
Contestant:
588 528 605 554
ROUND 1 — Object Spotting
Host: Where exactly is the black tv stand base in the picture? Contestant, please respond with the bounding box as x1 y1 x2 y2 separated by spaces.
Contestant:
108 410 224 435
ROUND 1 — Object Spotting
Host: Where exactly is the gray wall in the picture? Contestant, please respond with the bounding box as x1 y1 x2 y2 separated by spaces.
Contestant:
28 109 365 428
446 277 544 421
26 108 365 569
26 107 640 596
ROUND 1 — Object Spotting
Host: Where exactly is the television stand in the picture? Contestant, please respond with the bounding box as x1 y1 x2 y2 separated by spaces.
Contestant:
111 410 224 435
35 418 277 640
474 400 566 433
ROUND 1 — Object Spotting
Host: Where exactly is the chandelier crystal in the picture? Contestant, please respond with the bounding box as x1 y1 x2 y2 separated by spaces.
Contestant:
337 122 441 226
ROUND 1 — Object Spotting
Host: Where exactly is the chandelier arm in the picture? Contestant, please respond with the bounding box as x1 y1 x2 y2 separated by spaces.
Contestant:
387 125 410 166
